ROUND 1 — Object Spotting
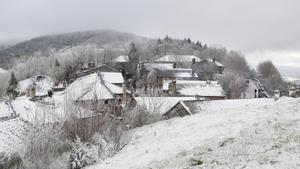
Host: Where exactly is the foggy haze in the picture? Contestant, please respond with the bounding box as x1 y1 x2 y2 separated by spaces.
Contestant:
1 0 300 67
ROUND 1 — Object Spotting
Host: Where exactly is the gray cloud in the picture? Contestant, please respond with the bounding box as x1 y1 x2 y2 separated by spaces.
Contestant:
1 0 300 66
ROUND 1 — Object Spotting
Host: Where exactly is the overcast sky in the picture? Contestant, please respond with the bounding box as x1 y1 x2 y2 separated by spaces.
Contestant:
1 0 300 67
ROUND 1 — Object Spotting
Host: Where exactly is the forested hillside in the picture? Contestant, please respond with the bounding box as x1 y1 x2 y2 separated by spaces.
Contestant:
0 30 150 68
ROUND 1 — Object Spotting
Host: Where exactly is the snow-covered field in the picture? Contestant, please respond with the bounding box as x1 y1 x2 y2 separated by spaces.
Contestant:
0 67 8 74
0 118 29 154
1 95 300 168
0 92 65 155
88 97 300 169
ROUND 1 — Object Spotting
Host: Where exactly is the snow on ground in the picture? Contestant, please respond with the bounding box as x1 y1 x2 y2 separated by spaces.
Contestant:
88 97 300 169
0 67 8 74
0 118 29 154
0 102 14 118
11 94 65 123
0 92 66 155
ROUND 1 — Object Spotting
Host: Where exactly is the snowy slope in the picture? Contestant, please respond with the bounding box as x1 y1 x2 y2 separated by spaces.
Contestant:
88 97 300 169
0 67 8 74
0 118 29 154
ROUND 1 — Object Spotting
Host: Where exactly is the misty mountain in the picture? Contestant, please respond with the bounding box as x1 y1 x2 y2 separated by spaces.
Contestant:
0 30 151 68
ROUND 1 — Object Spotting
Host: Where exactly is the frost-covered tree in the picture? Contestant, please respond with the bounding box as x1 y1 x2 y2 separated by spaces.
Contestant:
257 60 287 95
6 72 18 99
0 71 9 98
220 70 247 99
257 60 280 78
223 51 251 77
146 70 158 89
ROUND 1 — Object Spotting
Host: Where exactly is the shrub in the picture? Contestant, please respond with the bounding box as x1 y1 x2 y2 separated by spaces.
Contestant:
124 105 162 128
21 125 71 169
0 153 23 169
190 158 204 166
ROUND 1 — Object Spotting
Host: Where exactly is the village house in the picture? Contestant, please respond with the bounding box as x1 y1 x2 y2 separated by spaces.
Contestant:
154 55 202 69
17 75 54 97
109 55 130 78
67 72 130 103
129 96 197 118
192 58 224 80
154 68 198 87
140 63 198 88
164 100 205 119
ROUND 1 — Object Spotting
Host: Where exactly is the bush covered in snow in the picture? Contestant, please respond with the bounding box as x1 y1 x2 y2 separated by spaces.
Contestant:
124 105 162 128
0 70 9 99
0 152 23 169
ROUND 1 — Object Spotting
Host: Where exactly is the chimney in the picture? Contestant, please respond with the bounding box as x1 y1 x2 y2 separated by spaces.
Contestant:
171 80 176 96
212 57 216 64
137 62 141 79
122 82 127 105
192 58 196 64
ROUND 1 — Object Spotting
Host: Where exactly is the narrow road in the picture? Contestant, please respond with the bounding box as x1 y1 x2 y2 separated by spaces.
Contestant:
245 79 270 99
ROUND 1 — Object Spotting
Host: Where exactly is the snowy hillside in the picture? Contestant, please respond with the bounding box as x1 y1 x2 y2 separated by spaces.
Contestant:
0 67 7 74
88 97 300 169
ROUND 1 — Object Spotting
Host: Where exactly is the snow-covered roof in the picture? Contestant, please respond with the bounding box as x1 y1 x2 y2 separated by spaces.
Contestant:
17 75 54 96
113 55 129 62
163 80 224 97
163 80 218 90
104 82 130 94
143 63 174 71
67 73 129 101
155 55 202 63
134 97 196 115
178 84 224 97
155 68 197 78
67 73 114 101
206 59 224 67
99 72 124 84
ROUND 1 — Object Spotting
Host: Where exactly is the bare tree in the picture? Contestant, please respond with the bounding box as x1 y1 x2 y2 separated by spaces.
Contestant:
220 70 247 99
223 51 251 77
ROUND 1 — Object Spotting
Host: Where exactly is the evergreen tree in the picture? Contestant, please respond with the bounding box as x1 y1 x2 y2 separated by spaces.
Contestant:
128 43 139 62
6 72 18 99
164 35 170 42
203 44 208 49
187 38 192 44
54 58 60 67
157 38 162 44
128 43 139 76
198 42 203 48
196 41 203 48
